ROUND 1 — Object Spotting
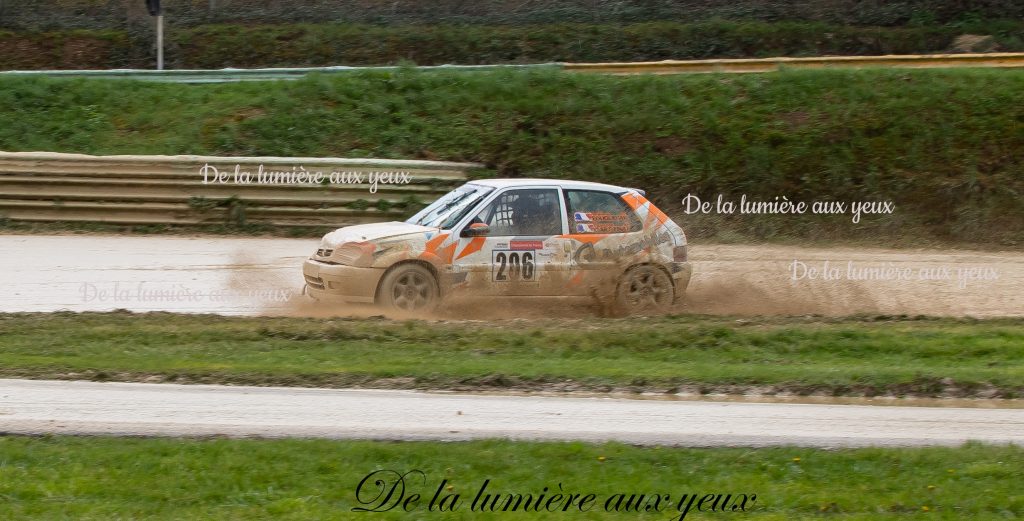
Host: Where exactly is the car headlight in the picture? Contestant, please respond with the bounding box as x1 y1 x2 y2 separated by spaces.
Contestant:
334 241 376 267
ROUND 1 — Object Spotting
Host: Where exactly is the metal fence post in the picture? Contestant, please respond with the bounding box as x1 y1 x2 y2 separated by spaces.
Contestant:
156 14 164 70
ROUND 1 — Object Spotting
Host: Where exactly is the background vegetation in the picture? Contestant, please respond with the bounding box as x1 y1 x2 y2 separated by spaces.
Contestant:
1 68 1021 245
3 0 1023 30
2 19 1023 70
2 0 1023 70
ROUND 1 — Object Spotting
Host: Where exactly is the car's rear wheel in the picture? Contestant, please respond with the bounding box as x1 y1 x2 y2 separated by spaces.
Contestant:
613 264 674 316
377 263 440 313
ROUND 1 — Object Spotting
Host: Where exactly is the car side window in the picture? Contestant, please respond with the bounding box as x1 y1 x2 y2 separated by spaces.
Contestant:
471 189 562 236
565 190 643 234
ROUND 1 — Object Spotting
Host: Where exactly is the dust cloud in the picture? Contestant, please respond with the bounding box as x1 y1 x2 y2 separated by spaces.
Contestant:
264 243 1022 319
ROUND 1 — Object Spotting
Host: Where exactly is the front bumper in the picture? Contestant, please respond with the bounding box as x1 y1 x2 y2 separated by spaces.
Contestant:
302 259 385 304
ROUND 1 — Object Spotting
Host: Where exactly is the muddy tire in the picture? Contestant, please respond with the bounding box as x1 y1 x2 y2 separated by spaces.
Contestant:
377 263 440 313
612 265 674 316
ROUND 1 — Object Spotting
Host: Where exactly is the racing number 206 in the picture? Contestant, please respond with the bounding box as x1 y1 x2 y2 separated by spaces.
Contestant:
493 251 536 282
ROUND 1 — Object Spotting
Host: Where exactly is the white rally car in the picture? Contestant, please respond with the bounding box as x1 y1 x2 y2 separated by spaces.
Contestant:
303 179 691 315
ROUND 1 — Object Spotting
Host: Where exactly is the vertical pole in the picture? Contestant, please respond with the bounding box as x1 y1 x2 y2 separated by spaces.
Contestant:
156 14 164 70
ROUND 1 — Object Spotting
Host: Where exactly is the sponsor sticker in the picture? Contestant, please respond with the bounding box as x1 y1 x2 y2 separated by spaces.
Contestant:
510 240 544 250
574 211 629 222
573 211 632 233
575 222 630 233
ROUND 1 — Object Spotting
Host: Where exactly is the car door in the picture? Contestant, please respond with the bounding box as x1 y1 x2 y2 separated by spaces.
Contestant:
561 189 647 296
450 187 571 296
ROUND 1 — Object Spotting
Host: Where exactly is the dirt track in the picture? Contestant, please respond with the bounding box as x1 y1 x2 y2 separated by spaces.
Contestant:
684 244 1020 317
2 379 1022 447
1 234 1019 317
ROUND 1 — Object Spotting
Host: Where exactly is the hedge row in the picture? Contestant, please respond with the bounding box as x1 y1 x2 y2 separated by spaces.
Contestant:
4 19 1023 70
176 21 967 69
2 0 1023 30
0 29 145 70
1 68 1020 245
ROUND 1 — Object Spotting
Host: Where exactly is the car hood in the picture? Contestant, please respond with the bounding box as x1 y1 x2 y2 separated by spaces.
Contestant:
321 221 437 247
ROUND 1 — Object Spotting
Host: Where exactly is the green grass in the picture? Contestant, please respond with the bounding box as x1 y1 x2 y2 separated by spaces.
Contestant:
1 312 1022 397
1 68 1021 245
0 436 1020 519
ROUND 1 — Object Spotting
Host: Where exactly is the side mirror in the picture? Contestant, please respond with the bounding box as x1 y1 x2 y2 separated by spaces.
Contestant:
460 223 490 237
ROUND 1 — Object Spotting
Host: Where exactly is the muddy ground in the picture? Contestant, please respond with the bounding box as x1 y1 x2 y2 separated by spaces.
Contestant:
3 234 1019 318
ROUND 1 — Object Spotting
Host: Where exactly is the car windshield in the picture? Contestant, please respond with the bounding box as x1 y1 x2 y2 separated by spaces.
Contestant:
406 183 494 229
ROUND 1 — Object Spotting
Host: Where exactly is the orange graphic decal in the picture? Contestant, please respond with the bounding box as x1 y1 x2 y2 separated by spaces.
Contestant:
456 237 485 260
439 242 458 264
648 202 669 225
423 233 449 255
621 192 646 210
419 233 453 264
558 233 609 244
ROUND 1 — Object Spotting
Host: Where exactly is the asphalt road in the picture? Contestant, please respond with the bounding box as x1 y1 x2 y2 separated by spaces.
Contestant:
1 234 1020 317
1 379 1022 448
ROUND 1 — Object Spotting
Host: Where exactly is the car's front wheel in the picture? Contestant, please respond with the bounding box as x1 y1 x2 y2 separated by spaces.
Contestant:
377 263 440 313
613 264 674 316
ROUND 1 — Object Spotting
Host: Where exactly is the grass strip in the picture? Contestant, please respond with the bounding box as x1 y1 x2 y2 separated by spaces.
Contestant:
0 436 1020 519
0 312 1021 397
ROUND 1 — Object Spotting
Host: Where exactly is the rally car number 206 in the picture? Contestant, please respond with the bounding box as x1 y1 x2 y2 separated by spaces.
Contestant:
302 178 692 315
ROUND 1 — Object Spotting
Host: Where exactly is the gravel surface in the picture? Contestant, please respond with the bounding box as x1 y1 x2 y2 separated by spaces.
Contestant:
2 379 1022 447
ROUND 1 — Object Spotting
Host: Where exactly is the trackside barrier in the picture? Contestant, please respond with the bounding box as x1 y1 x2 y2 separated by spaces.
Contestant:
1 53 1022 82
564 52 1024 75
0 151 480 228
